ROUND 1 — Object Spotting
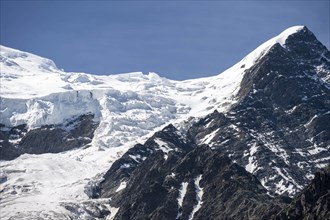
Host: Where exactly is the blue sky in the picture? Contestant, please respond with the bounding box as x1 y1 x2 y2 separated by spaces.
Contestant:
1 1 329 80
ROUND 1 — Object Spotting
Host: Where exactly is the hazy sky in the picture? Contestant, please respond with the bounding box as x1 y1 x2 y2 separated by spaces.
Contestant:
1 1 329 80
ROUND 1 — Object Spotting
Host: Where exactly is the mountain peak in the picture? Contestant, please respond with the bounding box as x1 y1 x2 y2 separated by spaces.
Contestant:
274 25 305 47
224 26 308 78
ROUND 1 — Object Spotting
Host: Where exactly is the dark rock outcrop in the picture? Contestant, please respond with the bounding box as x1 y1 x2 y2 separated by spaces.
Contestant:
97 124 194 199
0 113 99 160
274 165 330 220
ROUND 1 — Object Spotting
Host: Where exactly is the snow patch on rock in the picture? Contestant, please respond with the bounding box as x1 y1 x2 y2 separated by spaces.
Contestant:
189 175 204 220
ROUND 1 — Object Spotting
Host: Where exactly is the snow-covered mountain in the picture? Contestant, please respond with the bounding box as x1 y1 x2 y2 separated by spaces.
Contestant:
0 26 329 219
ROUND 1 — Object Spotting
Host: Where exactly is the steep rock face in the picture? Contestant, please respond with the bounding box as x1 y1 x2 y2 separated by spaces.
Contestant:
97 124 194 199
186 27 330 196
0 113 98 160
274 166 330 220
94 125 288 220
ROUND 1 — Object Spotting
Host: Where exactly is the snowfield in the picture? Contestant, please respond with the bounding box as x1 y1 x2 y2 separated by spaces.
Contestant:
0 26 306 219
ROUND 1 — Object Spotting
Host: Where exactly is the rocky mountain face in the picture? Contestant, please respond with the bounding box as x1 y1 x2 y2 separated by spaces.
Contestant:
274 165 330 220
0 26 329 219
94 125 288 220
186 27 330 196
